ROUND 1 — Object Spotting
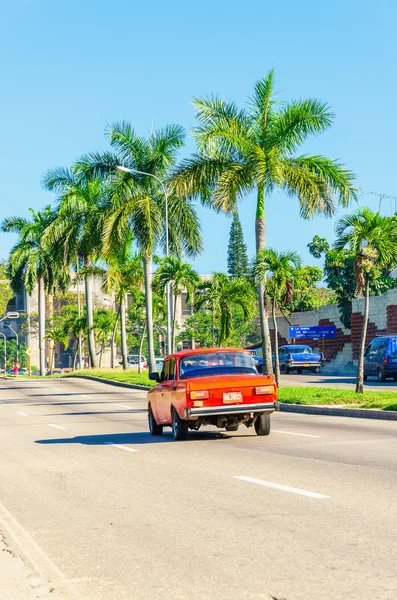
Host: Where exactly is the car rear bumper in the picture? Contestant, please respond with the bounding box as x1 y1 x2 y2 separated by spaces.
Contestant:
185 401 279 419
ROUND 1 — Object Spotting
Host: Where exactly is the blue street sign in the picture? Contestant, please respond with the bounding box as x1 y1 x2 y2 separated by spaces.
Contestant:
289 325 336 339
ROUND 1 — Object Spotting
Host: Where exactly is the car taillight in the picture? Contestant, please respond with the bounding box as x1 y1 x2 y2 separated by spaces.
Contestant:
190 390 210 400
254 385 275 395
384 357 388 365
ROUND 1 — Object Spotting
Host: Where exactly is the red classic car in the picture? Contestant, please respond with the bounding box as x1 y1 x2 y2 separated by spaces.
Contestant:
147 348 279 440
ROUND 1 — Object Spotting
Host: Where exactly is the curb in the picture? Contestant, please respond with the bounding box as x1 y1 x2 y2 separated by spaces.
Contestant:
279 403 397 421
67 374 151 392
66 375 397 421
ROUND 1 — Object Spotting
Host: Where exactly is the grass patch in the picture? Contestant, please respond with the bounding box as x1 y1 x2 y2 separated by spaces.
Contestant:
65 369 155 387
279 387 397 411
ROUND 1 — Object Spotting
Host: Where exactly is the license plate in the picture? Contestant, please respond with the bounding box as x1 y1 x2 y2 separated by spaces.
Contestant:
223 392 243 403
304 363 311 367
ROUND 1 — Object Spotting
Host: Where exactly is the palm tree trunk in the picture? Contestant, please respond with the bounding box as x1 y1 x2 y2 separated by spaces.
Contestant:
256 186 273 376
138 322 147 374
99 342 104 367
171 293 177 352
47 294 54 374
272 297 280 387
84 270 97 368
110 307 120 369
356 275 370 393
120 293 128 370
73 341 78 371
211 305 215 348
143 255 156 373
38 274 46 376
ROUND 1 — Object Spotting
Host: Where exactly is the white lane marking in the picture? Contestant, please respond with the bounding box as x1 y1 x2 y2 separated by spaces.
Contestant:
80 395 90 398
51 387 62 391
115 403 132 409
104 442 138 453
48 424 66 430
234 476 330 499
272 429 320 438
16 411 28 416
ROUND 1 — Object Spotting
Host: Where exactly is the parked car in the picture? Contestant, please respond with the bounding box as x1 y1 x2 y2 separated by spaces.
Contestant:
364 336 397 382
147 348 279 440
276 345 325 374
127 354 147 369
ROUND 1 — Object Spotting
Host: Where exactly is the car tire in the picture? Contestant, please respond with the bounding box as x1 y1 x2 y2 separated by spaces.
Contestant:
363 373 368 381
378 369 386 382
254 413 271 436
148 405 163 435
172 408 188 441
281 364 287 374
225 424 239 432
297 368 303 375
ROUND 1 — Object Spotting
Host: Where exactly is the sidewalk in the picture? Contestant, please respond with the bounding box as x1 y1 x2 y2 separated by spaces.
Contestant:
0 529 52 600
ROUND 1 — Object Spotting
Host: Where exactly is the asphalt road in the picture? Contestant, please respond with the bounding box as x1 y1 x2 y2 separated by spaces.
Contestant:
280 371 397 391
0 377 396 600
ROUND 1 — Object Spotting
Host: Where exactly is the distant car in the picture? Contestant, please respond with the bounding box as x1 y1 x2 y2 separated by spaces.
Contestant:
155 357 164 370
276 345 325 374
127 355 147 369
148 348 279 440
364 336 397 382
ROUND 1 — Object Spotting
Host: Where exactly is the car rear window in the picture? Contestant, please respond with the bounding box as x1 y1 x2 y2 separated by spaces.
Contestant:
179 352 257 379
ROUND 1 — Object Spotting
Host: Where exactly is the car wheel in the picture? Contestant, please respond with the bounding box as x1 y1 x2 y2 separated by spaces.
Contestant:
297 368 303 375
377 369 386 382
254 413 271 436
225 424 239 432
148 405 163 435
314 367 320 374
172 408 188 441
363 373 368 381
281 364 287 374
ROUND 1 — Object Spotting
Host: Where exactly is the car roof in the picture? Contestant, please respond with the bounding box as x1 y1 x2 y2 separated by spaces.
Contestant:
165 348 251 360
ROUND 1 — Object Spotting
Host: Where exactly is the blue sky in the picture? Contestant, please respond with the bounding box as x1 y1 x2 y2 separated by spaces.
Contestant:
0 0 395 274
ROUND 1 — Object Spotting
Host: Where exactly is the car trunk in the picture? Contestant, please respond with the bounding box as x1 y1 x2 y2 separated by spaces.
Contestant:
186 373 276 408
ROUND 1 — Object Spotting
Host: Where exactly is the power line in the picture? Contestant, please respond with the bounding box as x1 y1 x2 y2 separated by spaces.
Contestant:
368 191 397 213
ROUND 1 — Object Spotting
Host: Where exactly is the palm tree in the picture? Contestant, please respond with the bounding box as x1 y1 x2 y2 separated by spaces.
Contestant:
42 169 107 368
77 122 203 373
254 249 302 385
1 206 68 375
43 326 69 374
153 256 200 352
195 273 253 346
93 309 116 367
172 70 358 374
102 244 144 370
334 208 397 393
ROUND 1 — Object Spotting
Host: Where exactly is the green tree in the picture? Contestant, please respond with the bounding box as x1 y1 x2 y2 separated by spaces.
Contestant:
334 208 397 393
308 237 396 328
173 70 358 374
78 122 202 372
195 273 254 346
42 169 106 369
43 326 69 374
153 256 200 352
227 212 249 278
1 206 68 375
285 265 335 312
176 311 219 350
254 249 301 385
102 243 144 370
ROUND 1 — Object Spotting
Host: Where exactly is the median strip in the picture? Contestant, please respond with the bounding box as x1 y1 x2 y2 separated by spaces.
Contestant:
234 476 330 499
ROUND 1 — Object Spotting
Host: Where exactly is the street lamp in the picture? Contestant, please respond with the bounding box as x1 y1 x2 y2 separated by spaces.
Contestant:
116 165 172 355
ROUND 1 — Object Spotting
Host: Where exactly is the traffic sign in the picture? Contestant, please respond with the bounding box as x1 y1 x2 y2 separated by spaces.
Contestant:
26 348 33 356
289 325 336 339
